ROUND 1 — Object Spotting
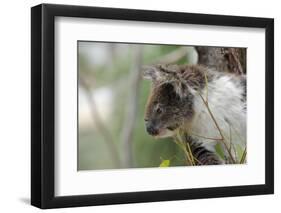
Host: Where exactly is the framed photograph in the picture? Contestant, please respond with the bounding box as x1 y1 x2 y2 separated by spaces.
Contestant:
31 3 274 209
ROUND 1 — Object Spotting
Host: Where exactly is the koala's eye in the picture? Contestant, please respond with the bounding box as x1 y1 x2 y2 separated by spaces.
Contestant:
156 106 163 114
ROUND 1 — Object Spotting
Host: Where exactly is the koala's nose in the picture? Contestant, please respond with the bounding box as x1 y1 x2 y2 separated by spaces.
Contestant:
146 123 159 135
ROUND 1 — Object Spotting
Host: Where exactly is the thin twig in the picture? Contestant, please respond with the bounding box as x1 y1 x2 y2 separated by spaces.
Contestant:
198 93 236 163
80 77 121 167
200 73 236 163
174 134 193 166
193 157 203 165
240 148 247 164
204 72 209 104
174 132 203 166
186 142 195 166
189 132 224 141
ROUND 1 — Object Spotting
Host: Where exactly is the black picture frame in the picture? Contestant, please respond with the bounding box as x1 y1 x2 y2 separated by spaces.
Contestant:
31 3 274 209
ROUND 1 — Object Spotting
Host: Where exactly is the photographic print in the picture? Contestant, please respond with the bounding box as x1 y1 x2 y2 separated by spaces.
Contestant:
78 42 247 170
31 4 273 208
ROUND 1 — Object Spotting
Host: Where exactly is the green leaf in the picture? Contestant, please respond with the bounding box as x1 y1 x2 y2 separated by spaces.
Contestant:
159 159 170 167
215 143 224 159
236 144 244 160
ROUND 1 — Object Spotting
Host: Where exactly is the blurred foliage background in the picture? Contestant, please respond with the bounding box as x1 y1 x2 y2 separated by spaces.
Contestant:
78 42 198 170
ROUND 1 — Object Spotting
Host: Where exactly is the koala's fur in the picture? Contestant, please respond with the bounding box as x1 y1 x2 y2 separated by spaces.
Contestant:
143 64 246 164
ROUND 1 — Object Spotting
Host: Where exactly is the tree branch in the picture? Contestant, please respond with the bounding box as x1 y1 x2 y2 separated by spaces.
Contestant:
121 46 143 168
195 47 246 74
79 77 121 167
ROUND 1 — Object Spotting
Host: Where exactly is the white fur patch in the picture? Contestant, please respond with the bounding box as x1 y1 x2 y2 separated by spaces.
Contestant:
190 71 246 159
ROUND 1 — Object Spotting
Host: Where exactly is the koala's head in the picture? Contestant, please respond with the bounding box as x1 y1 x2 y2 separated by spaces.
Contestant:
143 64 196 138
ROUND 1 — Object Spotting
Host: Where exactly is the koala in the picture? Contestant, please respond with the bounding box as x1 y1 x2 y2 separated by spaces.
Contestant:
143 64 246 165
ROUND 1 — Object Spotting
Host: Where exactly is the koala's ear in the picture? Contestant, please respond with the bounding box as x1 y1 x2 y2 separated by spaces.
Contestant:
142 65 162 82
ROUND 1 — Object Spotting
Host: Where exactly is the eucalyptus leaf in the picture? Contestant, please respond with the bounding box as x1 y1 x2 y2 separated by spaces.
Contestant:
215 143 224 159
159 159 170 167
